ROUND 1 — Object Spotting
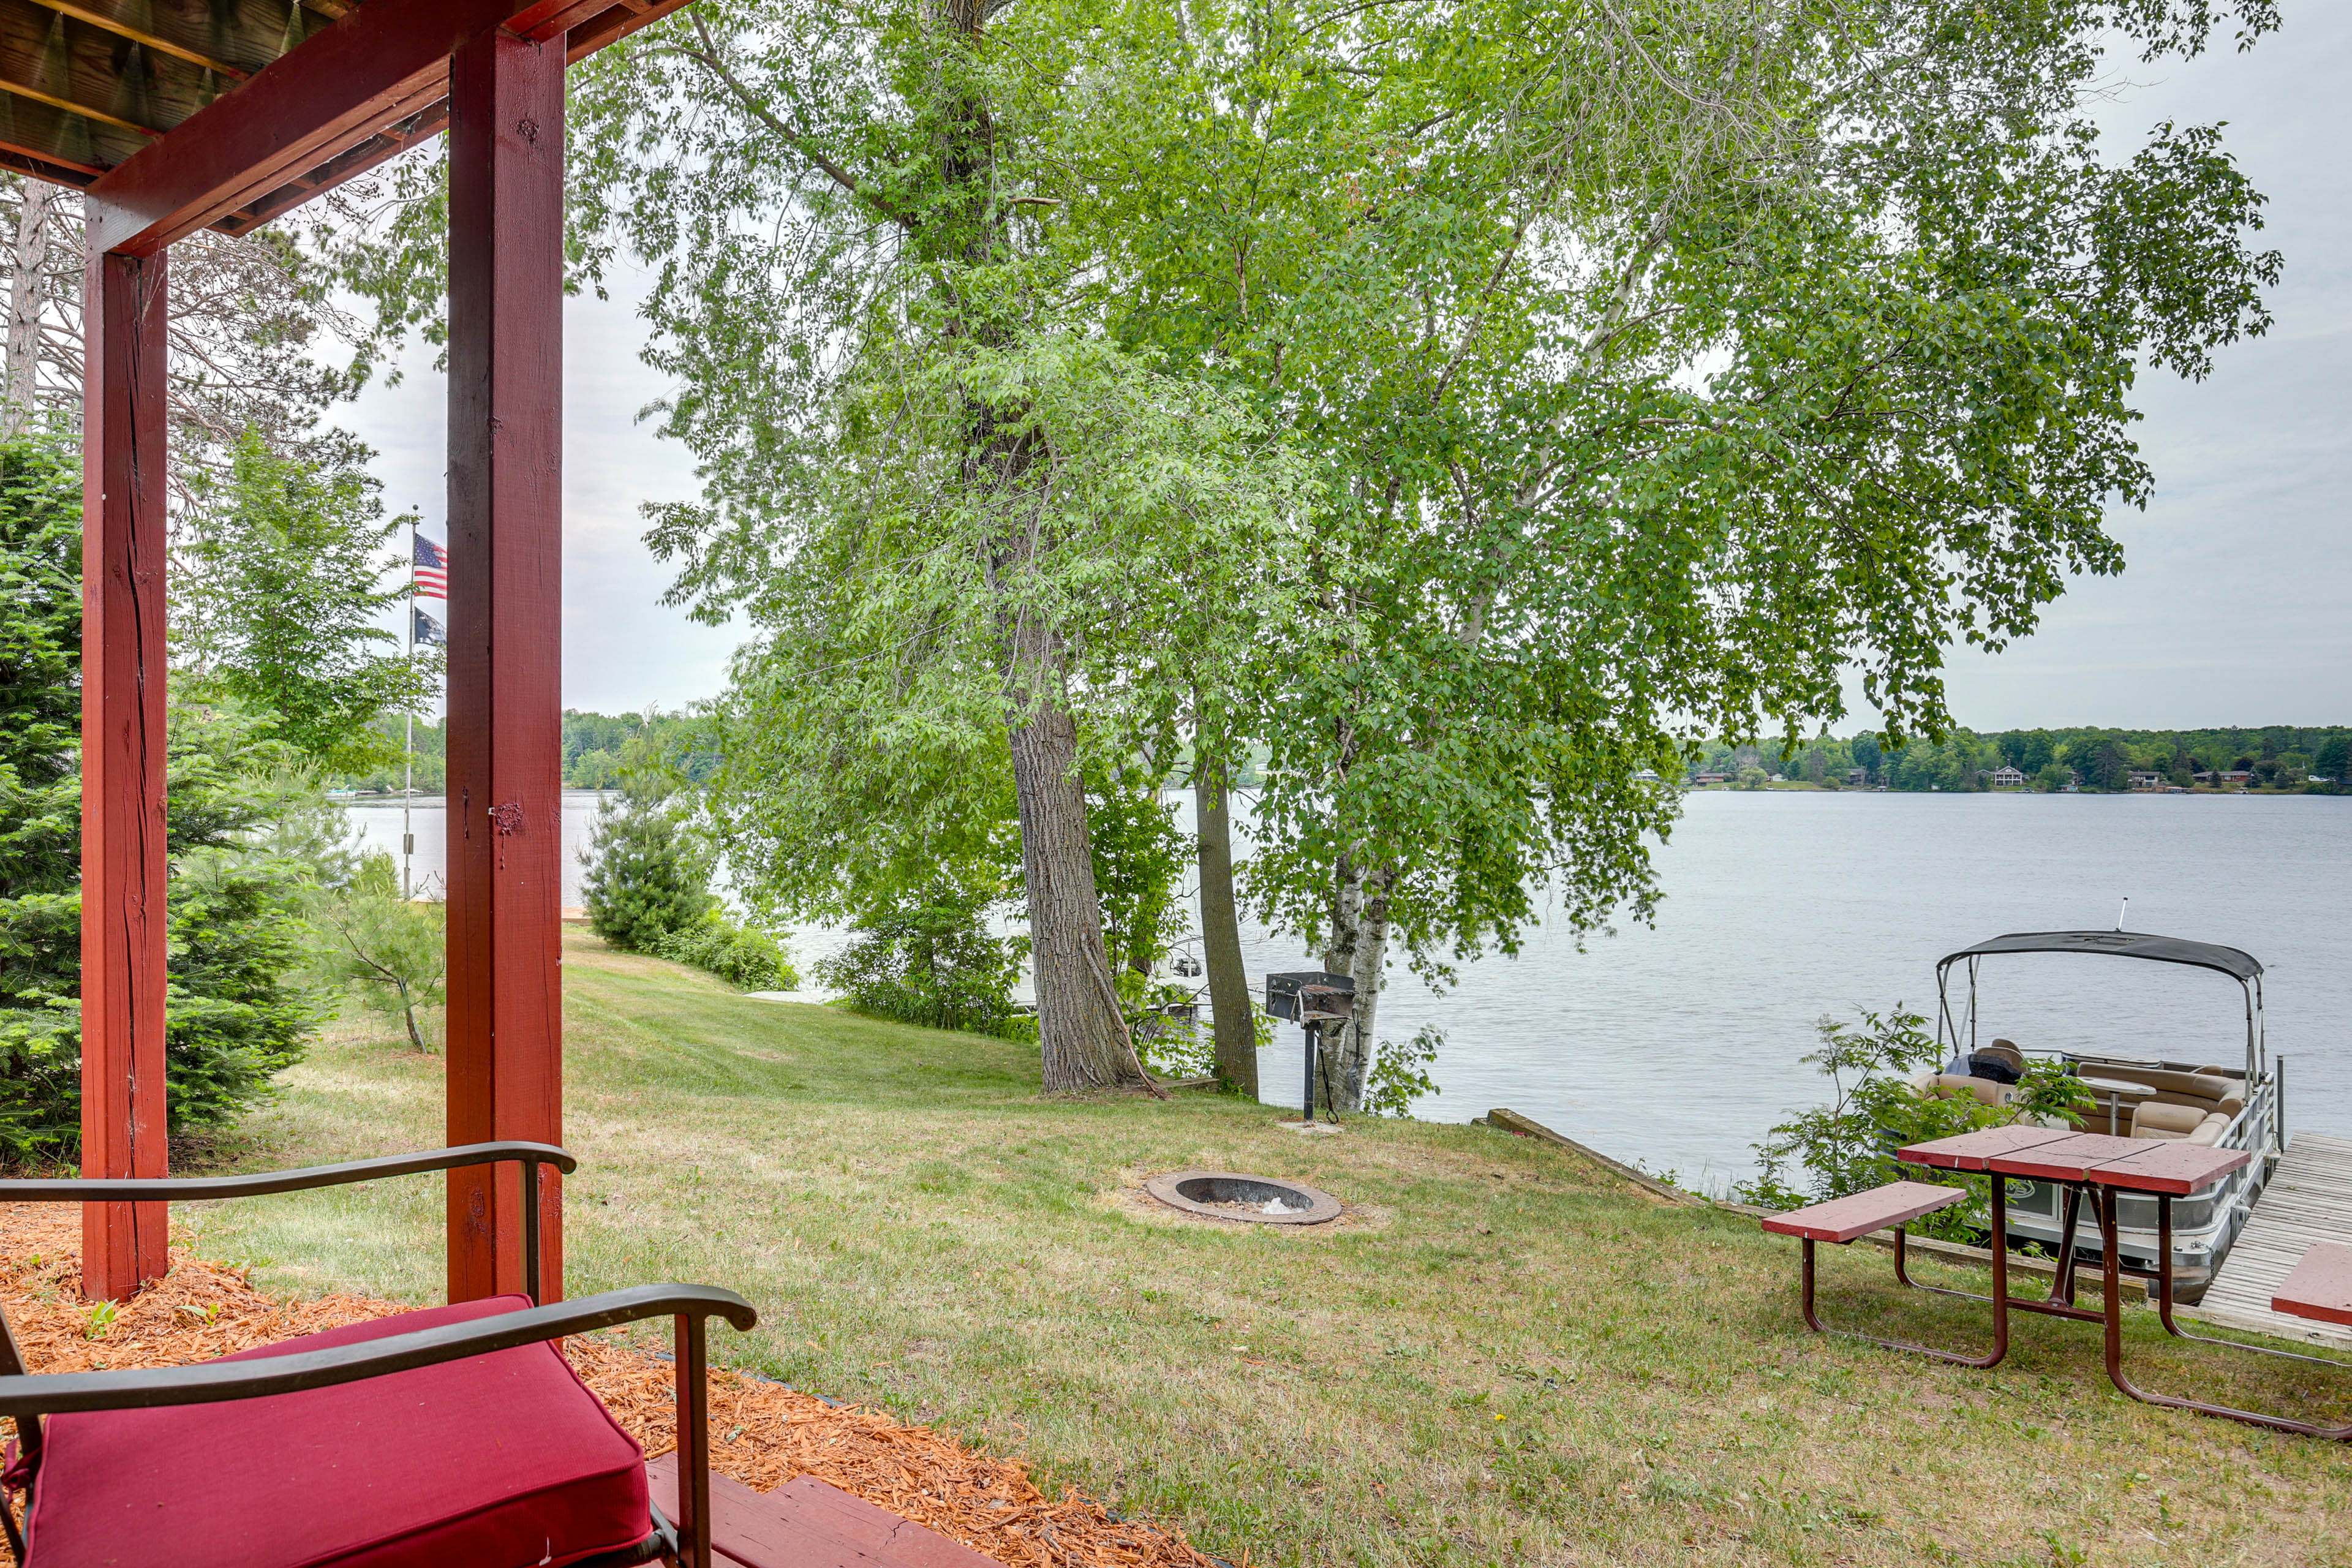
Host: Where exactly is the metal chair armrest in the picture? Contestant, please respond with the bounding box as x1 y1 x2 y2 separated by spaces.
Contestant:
0 1282 754 1417
0 1141 577 1203
0 1143 577 1305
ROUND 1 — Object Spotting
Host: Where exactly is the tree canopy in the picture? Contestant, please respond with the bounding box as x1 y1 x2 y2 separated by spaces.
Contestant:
327 0 2283 1107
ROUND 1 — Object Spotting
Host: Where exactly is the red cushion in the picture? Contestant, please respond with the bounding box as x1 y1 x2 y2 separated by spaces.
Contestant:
25 1294 651 1568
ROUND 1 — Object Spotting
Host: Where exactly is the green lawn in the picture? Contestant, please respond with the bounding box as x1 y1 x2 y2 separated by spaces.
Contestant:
192 928 2352 1567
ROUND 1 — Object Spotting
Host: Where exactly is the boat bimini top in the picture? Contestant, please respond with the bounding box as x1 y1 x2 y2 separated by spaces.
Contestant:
1934 930 2267 1082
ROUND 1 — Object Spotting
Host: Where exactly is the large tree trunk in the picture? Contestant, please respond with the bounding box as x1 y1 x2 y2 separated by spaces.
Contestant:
1005 612 1155 1093
4 178 55 435
919 0 1150 1097
1194 752 1256 1096
1319 854 1392 1114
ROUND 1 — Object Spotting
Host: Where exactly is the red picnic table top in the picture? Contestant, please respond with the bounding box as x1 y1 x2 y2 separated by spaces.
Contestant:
1898 1125 2076 1171
1898 1126 2249 1193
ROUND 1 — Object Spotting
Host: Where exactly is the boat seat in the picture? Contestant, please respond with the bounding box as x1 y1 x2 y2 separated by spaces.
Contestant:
2094 1070 2233 1116
2130 1102 2231 1144
1925 1074 2005 1107
2129 1102 2204 1139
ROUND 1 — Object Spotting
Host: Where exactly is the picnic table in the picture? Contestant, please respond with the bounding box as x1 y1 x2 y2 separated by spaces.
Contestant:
1766 1126 2350 1436
1892 1126 2352 1436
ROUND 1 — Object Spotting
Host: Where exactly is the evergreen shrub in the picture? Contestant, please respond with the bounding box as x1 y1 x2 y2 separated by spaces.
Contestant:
579 787 714 951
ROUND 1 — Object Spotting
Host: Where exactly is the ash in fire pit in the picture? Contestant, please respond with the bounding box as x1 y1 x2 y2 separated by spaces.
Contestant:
1143 1170 1342 1226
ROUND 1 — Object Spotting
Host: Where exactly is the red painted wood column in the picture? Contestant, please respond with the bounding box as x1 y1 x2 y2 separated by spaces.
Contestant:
79 224 170 1303
444 24 565 1304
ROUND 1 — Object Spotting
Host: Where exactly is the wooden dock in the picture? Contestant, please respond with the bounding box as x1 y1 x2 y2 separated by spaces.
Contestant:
2184 1132 2352 1348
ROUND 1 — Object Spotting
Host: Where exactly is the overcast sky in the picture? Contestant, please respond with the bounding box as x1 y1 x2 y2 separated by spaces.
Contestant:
348 9 2351 729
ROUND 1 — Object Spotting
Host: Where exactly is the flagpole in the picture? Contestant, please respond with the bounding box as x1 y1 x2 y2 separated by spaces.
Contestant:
403 518 415 899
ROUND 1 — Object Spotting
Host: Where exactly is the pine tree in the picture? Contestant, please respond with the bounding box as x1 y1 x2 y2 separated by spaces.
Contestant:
579 788 715 952
0 432 329 1160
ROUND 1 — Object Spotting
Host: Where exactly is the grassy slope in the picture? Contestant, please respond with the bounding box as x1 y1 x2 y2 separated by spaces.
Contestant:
197 928 2352 1567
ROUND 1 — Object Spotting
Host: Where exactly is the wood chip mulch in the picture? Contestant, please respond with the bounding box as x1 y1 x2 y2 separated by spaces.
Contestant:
0 1205 1217 1568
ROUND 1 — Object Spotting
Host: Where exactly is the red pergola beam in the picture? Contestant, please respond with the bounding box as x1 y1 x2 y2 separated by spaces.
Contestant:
442 24 566 1305
83 0 543 256
79 231 169 1303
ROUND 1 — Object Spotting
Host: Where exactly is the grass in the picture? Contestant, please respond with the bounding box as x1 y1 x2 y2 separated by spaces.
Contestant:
187 926 2352 1567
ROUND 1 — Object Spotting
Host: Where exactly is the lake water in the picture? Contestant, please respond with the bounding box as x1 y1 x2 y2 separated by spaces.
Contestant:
340 788 2352 1190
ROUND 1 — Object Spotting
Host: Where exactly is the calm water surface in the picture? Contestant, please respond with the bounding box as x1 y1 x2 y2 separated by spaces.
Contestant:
342 788 2351 1189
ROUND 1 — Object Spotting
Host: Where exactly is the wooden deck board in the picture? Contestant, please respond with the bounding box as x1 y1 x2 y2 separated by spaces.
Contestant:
646 1453 1004 1568
2180 1133 2352 1349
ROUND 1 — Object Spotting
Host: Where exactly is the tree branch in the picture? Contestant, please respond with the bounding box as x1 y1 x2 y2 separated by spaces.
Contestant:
671 14 920 235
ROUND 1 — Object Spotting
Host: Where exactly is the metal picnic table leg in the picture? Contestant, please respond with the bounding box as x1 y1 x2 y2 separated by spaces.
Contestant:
2050 1183 2085 1306
2098 1186 2352 1438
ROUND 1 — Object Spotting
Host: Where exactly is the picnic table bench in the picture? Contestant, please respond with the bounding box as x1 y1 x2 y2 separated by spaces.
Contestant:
1759 1180 2000 1365
2275 1242 2352 1329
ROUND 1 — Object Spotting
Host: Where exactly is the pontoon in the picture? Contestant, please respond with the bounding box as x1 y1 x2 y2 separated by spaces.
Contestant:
1929 929 2283 1301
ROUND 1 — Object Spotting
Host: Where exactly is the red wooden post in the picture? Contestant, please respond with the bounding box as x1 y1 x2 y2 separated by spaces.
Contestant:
79 223 170 1303
443 23 565 1304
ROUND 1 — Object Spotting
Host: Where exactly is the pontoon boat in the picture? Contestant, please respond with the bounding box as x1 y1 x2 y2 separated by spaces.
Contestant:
1928 929 2283 1301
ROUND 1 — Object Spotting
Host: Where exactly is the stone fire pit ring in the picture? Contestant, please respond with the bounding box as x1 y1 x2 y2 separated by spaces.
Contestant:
1143 1170 1343 1226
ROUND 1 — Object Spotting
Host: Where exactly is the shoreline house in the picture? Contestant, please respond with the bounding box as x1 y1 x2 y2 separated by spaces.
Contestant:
1988 764 2029 789
2128 771 2166 791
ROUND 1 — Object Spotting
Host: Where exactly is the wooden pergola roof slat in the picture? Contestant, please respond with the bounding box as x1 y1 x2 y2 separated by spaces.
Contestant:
0 128 99 178
0 72 159 137
24 0 248 78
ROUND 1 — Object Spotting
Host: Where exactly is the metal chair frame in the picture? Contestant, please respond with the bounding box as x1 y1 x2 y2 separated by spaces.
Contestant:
0 1143 756 1568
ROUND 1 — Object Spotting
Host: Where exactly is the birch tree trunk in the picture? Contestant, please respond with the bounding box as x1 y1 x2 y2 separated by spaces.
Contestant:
1194 753 1256 1096
4 179 55 435
1003 609 1155 1093
1319 854 1392 1113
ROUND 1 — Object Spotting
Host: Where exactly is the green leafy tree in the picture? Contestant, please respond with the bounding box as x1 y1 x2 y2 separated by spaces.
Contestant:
2315 737 2350 790
0 433 354 1159
2074 737 2134 792
1365 1026 1442 1120
0 434 90 1148
315 851 444 1051
347 0 2278 1115
161 714 337 1133
579 786 716 952
814 880 1021 1035
173 434 435 772
1070 0 2278 1109
1741 1009 2093 1242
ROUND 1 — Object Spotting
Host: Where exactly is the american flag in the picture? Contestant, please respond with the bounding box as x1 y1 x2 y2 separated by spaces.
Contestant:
413 533 449 599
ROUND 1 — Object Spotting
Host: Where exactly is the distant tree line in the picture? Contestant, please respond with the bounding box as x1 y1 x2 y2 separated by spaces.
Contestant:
1692 726 2351 793
334 709 718 793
